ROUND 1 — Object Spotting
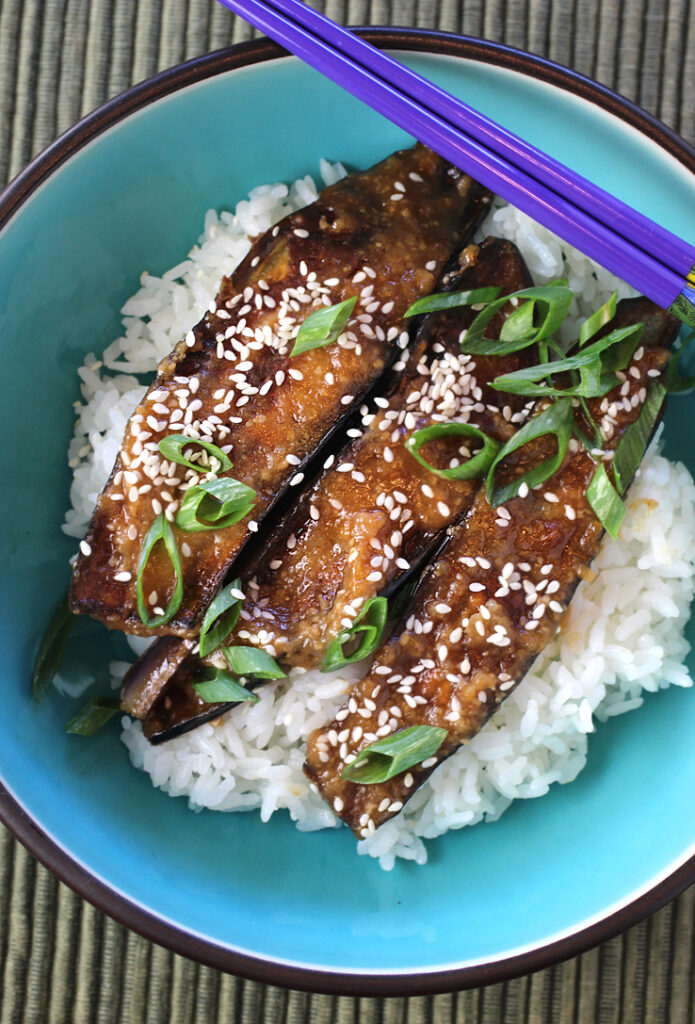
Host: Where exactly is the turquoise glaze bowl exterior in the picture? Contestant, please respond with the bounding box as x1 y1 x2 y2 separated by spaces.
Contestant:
1 32 695 994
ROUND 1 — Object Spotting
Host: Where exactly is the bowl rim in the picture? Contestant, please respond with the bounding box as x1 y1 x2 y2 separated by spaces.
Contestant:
2 26 695 997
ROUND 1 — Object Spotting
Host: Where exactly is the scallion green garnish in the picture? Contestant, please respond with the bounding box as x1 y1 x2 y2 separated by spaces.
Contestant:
461 281 573 355
486 399 574 507
405 422 500 480
198 579 243 658
586 463 625 539
613 380 666 494
322 596 388 672
66 697 121 736
222 646 285 679
497 297 536 342
32 593 75 702
579 291 617 346
175 477 256 532
341 725 447 784
403 287 501 318
490 323 644 400
136 513 183 627
290 296 358 357
192 669 260 704
157 435 232 473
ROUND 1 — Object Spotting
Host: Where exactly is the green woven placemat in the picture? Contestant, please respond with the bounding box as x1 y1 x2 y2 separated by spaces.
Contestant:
2 1 695 1021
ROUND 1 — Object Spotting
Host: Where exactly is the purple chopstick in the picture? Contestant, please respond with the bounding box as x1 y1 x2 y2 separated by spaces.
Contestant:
216 0 695 327
273 0 695 280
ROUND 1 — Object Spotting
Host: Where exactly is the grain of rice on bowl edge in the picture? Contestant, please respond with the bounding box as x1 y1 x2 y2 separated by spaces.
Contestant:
61 160 695 870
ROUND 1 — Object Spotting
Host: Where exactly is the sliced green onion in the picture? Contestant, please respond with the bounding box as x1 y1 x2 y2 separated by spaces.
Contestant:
157 434 232 473
600 323 644 372
290 296 357 357
405 422 500 480
579 291 617 346
403 287 500 318
486 398 574 508
66 697 121 736
576 396 604 450
193 669 260 704
32 593 75 702
222 646 285 679
666 329 695 394
576 360 619 401
498 298 536 342
198 578 243 658
322 596 389 672
586 463 625 539
489 369 616 401
461 281 572 355
175 477 256 532
491 323 643 397
613 381 666 494
341 725 447 784
136 513 183 628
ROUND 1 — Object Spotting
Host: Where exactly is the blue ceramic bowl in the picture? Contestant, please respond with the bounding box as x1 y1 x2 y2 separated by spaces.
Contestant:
2 31 695 995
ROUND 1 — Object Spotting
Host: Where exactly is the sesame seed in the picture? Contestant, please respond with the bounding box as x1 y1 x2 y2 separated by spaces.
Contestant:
437 501 450 517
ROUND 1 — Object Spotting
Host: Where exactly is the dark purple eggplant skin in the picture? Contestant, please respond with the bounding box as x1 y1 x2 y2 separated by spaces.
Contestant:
121 637 193 719
137 237 539 743
70 144 491 639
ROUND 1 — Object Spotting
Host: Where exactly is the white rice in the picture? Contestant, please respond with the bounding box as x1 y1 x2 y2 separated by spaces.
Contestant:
63 159 695 869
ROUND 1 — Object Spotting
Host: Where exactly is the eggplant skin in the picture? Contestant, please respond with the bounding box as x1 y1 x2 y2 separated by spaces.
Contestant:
303 300 679 837
140 655 245 743
69 144 492 639
134 236 538 741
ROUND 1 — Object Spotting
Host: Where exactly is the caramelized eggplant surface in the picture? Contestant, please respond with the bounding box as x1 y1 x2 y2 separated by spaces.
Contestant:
70 145 490 638
303 299 679 837
133 237 539 738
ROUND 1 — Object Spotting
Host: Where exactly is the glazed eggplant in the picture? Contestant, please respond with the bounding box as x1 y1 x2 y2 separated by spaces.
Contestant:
70 144 491 638
133 237 538 739
303 299 679 837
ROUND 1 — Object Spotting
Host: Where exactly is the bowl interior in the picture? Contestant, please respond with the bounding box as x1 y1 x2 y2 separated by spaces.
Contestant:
2 44 695 983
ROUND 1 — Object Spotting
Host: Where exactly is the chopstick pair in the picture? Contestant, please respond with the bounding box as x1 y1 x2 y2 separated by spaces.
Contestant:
216 0 695 328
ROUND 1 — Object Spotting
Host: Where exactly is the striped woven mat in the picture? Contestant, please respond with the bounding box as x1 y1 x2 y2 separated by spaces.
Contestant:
1 1 694 1021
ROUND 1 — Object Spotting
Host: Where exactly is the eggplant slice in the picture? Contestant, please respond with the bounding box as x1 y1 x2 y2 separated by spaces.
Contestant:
303 299 679 837
135 236 539 739
70 144 491 638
